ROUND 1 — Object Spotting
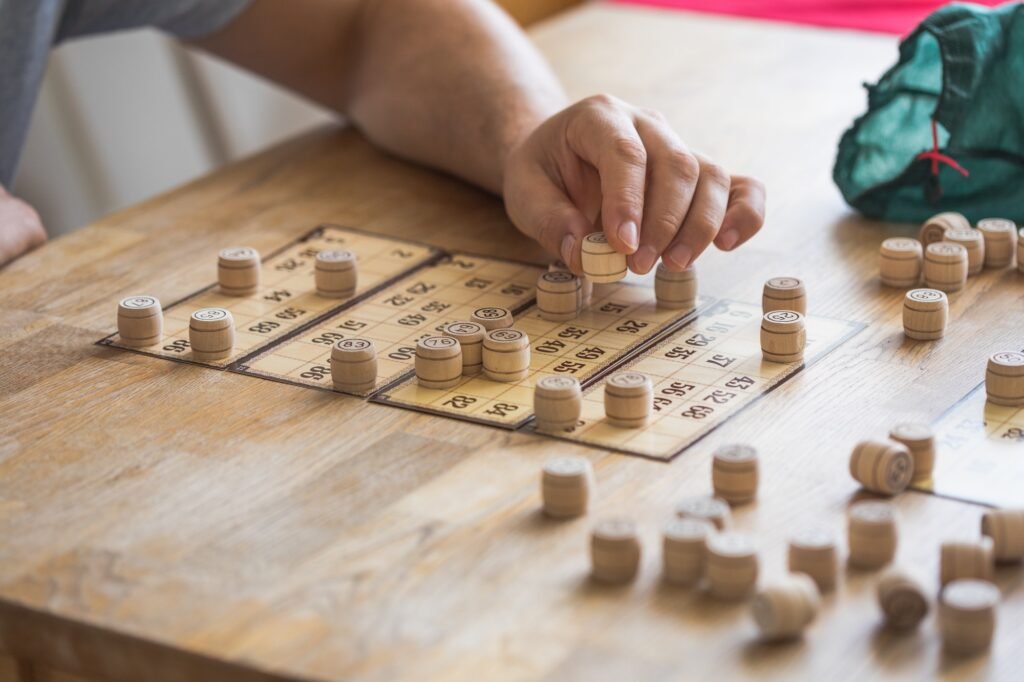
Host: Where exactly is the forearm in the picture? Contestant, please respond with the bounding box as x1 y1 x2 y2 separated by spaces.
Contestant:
348 0 567 193
192 0 565 194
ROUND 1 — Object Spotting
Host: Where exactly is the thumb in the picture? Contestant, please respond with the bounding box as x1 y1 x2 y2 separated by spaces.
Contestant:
506 175 593 274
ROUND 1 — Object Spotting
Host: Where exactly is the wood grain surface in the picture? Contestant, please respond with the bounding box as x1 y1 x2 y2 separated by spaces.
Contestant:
2 4 1023 681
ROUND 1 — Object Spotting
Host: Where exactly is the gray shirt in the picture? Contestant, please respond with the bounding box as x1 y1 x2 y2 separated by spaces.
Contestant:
0 0 251 186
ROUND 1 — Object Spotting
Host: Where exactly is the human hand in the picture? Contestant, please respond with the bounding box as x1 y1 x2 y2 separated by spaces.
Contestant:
502 94 765 274
0 186 46 267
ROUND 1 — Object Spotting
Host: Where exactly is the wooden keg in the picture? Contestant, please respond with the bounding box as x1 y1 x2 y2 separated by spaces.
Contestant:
315 249 358 298
116 295 163 348
217 247 261 296
536 270 581 321
482 328 530 382
188 308 235 361
331 337 377 393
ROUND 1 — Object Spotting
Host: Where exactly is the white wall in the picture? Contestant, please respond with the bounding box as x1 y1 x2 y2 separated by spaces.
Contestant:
13 30 335 237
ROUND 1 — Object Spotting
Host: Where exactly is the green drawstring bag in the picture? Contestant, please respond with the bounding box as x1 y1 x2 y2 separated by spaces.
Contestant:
833 2 1024 224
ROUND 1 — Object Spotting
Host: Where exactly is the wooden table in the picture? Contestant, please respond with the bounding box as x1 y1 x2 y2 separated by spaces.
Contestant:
2 4 1021 681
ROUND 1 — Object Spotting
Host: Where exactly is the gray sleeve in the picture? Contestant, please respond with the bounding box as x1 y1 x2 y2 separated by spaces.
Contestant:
57 0 253 42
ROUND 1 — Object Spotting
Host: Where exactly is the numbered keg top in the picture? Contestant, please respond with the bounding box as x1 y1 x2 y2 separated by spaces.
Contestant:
714 443 757 463
334 337 373 352
218 246 259 262
543 456 590 478
890 422 932 442
536 375 580 391
906 288 946 303
944 228 982 243
592 517 637 541
192 307 230 322
943 579 1000 611
763 310 803 325
991 351 1024 366
121 295 158 309
926 242 967 257
789 527 835 550
607 372 651 389
541 270 576 283
419 335 459 349
317 249 356 262
473 307 507 319
849 501 895 524
675 495 729 519
978 217 1016 233
487 328 525 342
444 321 484 336
881 238 921 252
118 296 160 315
664 517 713 541
707 532 755 557
766 276 802 289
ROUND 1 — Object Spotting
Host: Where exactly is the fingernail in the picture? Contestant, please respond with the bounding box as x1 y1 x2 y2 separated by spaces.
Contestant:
631 245 658 274
719 229 739 251
560 234 577 270
666 244 692 271
618 221 639 252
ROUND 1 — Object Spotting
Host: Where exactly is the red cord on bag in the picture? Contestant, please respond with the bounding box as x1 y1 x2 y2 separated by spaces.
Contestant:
916 120 969 177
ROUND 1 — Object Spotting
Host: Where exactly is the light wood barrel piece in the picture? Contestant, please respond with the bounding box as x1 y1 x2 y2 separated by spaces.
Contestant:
116 295 163 348
482 328 530 382
541 456 594 519
788 528 839 592
877 569 930 631
581 232 627 283
533 375 582 432
1019 228 1024 273
981 509 1024 563
662 518 714 586
902 288 948 341
603 372 653 428
330 338 377 394
590 518 641 584
762 277 806 314
849 440 914 495
536 271 581 321
943 228 985 276
760 310 806 363
848 501 898 570
940 579 999 657
315 250 358 298
711 443 758 505
888 423 935 483
985 351 1024 407
471 306 513 331
752 573 820 641
919 212 970 246
939 538 995 587
188 308 235 361
217 247 261 296
654 264 698 310
923 241 968 292
549 261 593 307
977 218 1016 268
878 238 923 288
706 532 758 600
415 336 463 390
442 321 485 376
675 495 731 530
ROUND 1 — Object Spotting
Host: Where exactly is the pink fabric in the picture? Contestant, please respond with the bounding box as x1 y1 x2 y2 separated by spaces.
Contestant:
611 0 1006 35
